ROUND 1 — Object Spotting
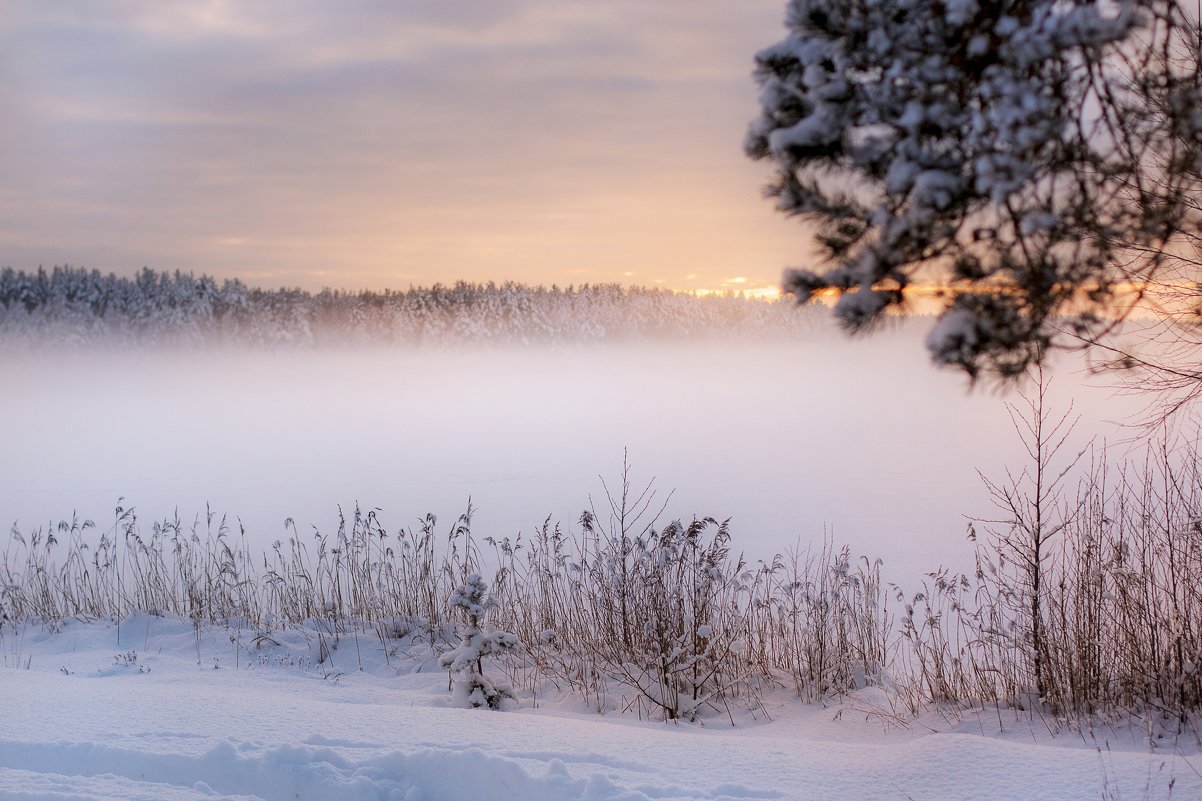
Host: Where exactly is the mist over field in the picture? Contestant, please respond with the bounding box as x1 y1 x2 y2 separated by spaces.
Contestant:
0 319 1141 583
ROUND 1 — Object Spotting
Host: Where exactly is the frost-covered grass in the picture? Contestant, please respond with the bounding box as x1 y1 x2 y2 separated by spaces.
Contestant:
4 437 1202 800
4 433 1202 733
892 412 1202 731
490 488 887 721
0 475 888 724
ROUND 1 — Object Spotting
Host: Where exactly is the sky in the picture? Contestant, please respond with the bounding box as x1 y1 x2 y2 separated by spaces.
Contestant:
0 1 806 295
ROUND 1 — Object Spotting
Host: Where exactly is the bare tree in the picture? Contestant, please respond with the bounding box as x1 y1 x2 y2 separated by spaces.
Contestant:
975 368 1088 704
1065 7 1202 422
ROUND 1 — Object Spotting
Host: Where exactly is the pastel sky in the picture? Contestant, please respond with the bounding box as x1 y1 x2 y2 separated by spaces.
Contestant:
0 1 808 294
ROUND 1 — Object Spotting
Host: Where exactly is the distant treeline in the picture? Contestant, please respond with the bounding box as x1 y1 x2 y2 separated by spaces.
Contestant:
0 266 821 346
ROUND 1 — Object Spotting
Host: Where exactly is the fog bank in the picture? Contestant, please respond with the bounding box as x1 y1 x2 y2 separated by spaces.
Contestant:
1 327 1142 583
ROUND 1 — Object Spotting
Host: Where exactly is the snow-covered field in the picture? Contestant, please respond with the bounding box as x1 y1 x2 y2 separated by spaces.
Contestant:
2 615 1198 801
2 329 1185 800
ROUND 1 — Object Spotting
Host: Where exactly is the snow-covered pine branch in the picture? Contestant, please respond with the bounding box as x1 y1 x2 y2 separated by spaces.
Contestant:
748 0 1202 379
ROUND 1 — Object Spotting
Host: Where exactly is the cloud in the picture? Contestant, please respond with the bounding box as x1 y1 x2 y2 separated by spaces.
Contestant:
0 0 800 290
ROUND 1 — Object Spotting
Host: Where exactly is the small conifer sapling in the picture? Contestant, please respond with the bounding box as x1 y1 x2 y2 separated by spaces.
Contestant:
439 573 520 709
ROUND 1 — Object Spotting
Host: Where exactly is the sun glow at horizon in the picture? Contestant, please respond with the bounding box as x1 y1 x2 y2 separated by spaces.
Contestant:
687 285 783 300
0 2 803 295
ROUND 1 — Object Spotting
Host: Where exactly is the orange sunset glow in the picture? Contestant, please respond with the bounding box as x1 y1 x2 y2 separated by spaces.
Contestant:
0 2 806 294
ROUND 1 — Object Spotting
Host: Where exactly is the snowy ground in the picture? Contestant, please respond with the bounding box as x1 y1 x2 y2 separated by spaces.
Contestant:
2 616 1199 801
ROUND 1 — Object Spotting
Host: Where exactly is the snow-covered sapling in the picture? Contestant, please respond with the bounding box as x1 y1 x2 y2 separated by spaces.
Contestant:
439 573 520 709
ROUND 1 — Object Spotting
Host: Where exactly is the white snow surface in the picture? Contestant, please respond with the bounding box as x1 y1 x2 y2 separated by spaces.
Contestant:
2 615 1199 801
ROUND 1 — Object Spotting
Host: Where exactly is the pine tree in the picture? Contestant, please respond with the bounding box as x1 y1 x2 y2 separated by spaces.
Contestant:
747 0 1202 379
439 574 520 710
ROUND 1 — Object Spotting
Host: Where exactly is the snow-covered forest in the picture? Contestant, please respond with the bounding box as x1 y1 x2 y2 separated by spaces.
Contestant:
0 267 819 346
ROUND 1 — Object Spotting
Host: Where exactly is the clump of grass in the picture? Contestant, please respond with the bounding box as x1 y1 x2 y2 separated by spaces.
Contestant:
487 459 889 721
4 424 1200 730
896 374 1202 732
0 500 481 652
0 466 889 722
